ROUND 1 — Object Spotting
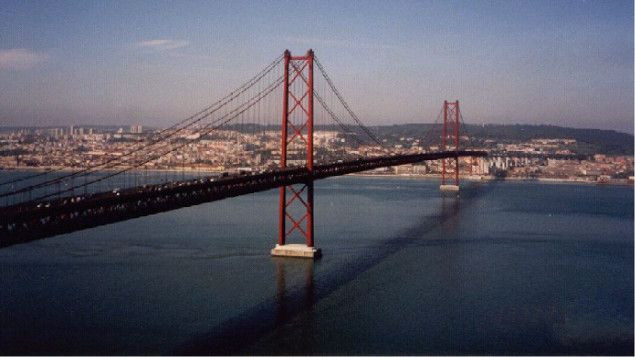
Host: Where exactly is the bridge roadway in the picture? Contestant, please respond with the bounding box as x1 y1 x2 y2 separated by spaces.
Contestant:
0 150 486 248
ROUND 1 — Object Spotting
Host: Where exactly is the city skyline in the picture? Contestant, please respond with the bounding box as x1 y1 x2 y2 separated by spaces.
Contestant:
0 0 633 133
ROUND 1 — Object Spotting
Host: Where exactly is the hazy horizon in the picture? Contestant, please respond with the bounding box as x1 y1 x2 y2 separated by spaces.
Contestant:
1 1 633 133
1 121 633 136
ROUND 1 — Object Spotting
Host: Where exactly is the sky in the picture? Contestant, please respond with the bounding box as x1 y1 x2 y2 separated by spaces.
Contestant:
0 0 633 133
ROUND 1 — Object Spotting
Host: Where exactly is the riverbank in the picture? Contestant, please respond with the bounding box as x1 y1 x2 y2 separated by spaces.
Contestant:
347 172 634 186
2 166 632 186
0 166 227 175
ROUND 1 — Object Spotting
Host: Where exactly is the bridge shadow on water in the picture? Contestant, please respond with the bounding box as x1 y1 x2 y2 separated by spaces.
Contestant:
173 181 495 355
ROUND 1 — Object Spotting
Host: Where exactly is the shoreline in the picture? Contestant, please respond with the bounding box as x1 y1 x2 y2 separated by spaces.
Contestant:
1 166 632 187
0 166 226 174
347 173 634 186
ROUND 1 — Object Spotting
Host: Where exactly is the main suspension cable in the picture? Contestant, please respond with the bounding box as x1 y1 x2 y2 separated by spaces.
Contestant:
1 55 283 199
29 75 284 203
314 56 384 147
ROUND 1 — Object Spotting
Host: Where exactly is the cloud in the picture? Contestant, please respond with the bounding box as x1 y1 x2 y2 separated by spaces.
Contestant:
0 49 49 70
138 39 189 50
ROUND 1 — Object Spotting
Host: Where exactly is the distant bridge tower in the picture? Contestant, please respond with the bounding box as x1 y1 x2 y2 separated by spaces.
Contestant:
271 50 321 259
440 100 461 192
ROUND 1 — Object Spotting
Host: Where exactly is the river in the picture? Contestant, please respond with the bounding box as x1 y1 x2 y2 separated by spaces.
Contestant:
0 175 632 354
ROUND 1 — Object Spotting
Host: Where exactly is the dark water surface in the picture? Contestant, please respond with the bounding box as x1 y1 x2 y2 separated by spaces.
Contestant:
0 176 633 355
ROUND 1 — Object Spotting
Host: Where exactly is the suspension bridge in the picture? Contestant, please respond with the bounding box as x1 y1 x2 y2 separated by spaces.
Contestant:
0 50 486 256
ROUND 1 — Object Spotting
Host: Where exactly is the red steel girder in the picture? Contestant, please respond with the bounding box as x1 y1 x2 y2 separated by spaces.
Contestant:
287 120 308 145
285 211 308 238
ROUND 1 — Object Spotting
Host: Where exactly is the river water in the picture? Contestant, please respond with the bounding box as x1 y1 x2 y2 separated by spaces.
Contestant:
0 175 633 354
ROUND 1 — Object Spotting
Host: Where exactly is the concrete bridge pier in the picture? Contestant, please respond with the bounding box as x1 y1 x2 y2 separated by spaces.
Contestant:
271 244 321 258
440 184 460 192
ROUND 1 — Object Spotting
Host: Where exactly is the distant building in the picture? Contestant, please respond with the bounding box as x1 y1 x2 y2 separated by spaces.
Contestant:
48 128 63 139
130 125 143 134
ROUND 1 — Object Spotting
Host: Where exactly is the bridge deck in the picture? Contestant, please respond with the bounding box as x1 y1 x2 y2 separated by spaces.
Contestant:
0 151 486 248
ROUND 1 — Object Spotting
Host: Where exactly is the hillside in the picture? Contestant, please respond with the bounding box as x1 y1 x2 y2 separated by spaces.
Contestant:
370 124 633 156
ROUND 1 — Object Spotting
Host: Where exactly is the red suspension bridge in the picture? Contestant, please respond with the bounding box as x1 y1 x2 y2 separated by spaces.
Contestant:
0 50 486 255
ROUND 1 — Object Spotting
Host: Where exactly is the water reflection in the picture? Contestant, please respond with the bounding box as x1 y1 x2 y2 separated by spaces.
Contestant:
174 257 317 355
175 187 478 355
274 257 314 325
271 257 316 354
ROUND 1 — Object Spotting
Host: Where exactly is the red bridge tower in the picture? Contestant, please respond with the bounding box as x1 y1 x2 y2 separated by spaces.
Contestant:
271 50 321 259
440 100 461 192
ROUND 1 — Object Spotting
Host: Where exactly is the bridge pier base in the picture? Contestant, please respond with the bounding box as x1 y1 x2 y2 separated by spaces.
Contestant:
440 184 460 192
271 244 321 259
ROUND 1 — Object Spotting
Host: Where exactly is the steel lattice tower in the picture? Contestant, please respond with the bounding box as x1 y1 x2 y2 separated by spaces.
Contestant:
441 100 461 191
272 49 320 258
